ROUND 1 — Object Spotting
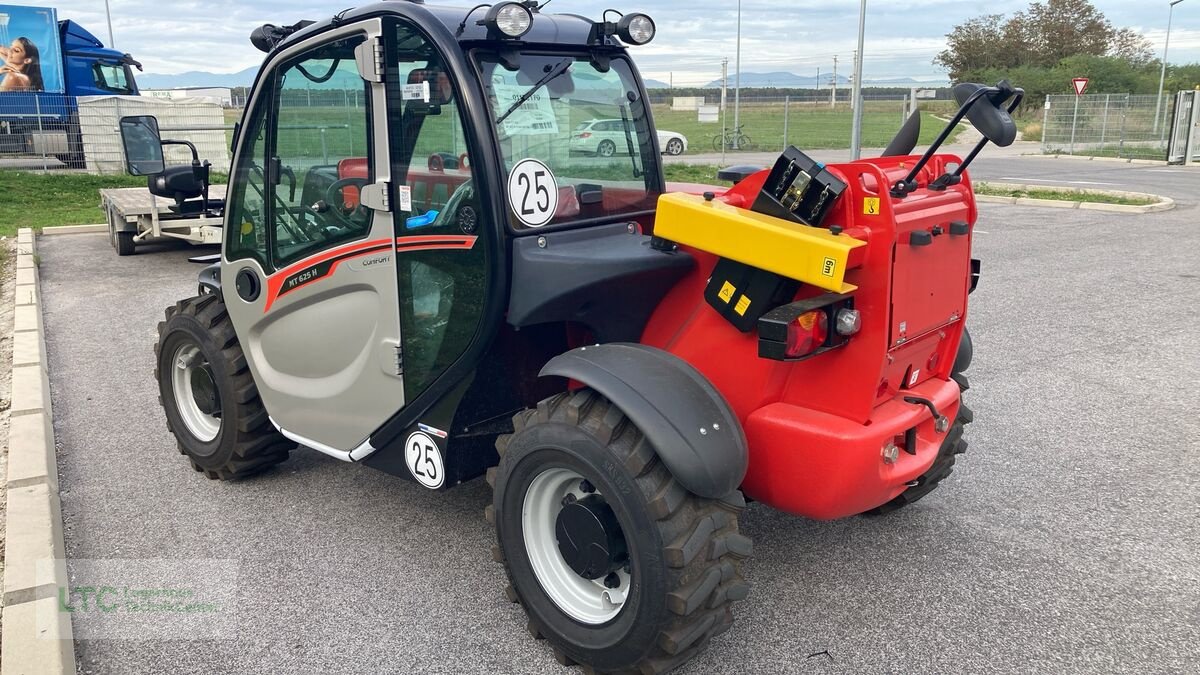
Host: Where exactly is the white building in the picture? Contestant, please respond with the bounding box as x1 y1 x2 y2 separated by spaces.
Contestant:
142 87 234 107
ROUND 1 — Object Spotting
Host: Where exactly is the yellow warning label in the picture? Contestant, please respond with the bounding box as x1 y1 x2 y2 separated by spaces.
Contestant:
863 197 880 215
718 281 736 304
822 257 836 277
734 295 752 316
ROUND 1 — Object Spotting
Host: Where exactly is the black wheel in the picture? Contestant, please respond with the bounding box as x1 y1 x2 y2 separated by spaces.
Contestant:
115 231 136 256
862 374 972 515
735 135 753 151
487 389 751 674
154 295 293 480
665 138 684 156
711 136 725 152
596 140 617 158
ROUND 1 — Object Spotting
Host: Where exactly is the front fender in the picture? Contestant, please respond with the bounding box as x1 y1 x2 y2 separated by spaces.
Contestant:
540 343 748 498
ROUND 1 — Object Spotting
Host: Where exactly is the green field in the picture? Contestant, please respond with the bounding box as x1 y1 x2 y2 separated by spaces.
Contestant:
651 101 963 154
0 171 144 237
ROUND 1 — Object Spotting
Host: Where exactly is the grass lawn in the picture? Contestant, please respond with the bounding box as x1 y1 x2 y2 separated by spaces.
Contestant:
651 102 963 154
974 182 1159 206
0 171 146 237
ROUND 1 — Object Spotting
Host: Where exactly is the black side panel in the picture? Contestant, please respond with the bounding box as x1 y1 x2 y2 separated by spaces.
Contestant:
198 263 221 295
540 344 748 499
508 223 693 343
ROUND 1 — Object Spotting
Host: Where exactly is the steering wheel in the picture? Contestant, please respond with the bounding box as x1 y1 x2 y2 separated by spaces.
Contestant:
323 177 371 230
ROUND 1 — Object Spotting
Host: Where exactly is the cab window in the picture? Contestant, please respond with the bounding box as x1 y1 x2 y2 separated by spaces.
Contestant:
389 22 489 400
224 35 374 272
93 63 133 94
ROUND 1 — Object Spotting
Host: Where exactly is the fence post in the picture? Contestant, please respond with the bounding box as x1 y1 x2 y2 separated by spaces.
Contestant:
320 127 328 164
782 96 789 151
1117 94 1129 159
1099 94 1110 148
1040 96 1049 152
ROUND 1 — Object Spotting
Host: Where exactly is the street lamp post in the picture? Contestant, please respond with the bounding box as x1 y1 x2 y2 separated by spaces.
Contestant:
1154 0 1185 135
733 0 741 150
849 0 867 159
104 0 116 48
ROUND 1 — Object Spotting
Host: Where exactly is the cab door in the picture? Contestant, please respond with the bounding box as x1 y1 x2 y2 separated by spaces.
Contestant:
221 20 404 454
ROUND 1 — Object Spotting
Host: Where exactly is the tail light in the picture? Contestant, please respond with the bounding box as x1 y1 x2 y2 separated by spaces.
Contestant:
577 132 592 139
786 311 828 358
758 293 855 362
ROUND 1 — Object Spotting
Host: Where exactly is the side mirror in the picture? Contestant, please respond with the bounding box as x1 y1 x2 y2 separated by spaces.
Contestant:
953 81 1018 148
119 115 165 176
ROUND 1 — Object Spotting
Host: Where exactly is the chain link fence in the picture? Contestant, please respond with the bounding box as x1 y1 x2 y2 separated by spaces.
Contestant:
1040 94 1175 161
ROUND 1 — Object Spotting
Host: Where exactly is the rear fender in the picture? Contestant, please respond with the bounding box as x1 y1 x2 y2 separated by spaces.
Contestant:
540 343 748 498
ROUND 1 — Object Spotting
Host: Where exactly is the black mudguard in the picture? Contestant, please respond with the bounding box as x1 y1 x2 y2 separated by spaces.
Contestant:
197 262 221 295
540 343 748 499
955 328 973 374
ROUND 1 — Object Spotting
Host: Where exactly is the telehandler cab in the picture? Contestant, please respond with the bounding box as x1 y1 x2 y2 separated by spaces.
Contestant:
153 2 1021 672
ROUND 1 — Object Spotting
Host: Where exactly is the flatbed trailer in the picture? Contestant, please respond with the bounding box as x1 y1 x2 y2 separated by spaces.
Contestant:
99 185 225 255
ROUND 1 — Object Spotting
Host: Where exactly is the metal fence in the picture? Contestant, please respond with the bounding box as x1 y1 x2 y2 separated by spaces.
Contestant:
647 94 955 155
1040 94 1175 161
0 93 232 174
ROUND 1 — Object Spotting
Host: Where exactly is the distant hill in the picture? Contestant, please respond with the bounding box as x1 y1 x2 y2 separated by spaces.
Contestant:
137 67 258 89
644 79 670 89
702 72 948 89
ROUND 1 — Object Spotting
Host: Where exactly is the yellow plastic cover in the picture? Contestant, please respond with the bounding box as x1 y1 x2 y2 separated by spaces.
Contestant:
655 193 864 293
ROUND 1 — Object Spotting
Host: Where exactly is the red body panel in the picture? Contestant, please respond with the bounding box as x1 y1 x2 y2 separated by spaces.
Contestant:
644 155 976 519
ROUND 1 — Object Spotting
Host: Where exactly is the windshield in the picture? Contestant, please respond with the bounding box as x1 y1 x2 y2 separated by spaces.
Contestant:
474 52 660 230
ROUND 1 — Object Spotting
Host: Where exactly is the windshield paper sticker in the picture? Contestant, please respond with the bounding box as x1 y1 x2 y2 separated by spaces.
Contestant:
493 83 559 136
402 81 431 102
508 159 559 228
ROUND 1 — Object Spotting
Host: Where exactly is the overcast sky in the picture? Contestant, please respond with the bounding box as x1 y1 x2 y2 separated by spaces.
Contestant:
9 0 1199 85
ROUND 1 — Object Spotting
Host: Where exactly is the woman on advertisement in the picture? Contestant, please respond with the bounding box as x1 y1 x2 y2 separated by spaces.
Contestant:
0 37 45 91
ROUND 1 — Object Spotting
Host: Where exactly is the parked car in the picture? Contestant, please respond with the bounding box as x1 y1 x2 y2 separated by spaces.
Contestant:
570 118 688 156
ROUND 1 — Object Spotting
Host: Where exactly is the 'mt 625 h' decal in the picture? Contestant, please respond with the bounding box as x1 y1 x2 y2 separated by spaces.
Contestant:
263 235 478 312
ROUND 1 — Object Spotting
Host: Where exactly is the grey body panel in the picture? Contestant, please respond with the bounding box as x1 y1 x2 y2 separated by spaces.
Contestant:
221 19 406 452
540 343 749 498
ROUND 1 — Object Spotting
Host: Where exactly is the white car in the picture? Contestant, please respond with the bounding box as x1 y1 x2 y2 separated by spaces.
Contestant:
569 119 688 156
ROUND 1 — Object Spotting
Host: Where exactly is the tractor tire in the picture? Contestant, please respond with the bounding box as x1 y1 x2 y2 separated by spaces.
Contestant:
488 389 751 675
115 231 136 256
154 294 292 480
862 374 973 516
597 140 617 158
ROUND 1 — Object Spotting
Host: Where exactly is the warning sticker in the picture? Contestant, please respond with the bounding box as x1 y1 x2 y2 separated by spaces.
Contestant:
863 197 880 215
718 281 736 304
398 185 413 212
493 83 559 136
822 257 836 277
734 295 752 316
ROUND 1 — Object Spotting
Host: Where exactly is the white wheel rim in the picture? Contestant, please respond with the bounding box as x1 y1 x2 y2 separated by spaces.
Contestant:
522 468 631 625
171 343 221 442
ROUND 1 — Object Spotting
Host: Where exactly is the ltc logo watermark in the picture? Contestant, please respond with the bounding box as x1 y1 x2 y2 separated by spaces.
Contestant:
58 585 219 614
38 559 239 639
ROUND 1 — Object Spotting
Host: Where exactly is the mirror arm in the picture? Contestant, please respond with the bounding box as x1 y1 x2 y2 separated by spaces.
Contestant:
890 86 996 199
928 90 1024 191
161 139 200 165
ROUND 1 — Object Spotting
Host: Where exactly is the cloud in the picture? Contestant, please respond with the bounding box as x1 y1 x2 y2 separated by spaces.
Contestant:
21 0 1198 85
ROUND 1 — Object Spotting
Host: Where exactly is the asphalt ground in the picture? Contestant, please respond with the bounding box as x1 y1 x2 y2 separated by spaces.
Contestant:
38 157 1200 673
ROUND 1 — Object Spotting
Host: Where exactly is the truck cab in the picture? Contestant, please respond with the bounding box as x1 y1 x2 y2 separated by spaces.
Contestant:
59 19 140 96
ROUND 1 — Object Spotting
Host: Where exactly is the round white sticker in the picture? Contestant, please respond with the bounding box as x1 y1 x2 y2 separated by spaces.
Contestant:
508 158 559 227
405 431 445 489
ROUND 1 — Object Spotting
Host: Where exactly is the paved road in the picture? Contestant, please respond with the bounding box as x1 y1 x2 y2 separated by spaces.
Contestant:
38 157 1200 673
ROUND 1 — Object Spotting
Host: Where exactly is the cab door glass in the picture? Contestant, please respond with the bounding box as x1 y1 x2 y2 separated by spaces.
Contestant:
271 36 373 268
390 22 488 400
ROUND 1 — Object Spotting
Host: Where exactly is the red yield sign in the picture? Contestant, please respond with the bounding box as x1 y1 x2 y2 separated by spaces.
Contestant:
1072 78 1090 96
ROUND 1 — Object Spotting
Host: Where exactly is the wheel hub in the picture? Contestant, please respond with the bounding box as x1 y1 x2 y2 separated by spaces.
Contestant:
190 366 220 416
555 495 627 580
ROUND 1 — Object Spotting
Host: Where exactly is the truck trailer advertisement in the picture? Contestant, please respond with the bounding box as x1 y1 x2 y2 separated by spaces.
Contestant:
0 5 64 93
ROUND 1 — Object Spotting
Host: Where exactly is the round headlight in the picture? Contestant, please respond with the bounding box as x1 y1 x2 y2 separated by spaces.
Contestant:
617 13 655 45
486 2 533 38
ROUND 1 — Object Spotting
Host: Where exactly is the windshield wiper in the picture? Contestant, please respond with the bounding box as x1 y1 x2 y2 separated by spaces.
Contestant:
619 102 642 179
496 58 572 125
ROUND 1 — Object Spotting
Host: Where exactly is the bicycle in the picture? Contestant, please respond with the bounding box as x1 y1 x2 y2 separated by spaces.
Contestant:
712 125 754 152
